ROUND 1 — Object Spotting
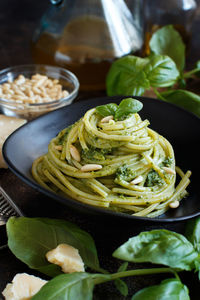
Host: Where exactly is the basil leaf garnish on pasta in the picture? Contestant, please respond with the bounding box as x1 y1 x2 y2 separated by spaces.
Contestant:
96 98 143 121
96 103 118 117
115 98 143 121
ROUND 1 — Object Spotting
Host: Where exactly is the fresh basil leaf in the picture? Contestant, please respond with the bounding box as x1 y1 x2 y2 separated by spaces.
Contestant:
114 278 129 297
115 98 143 120
185 217 200 253
118 262 129 272
144 55 180 87
178 78 187 89
193 258 200 280
160 89 200 118
195 60 200 78
114 262 129 296
185 217 200 278
7 217 101 277
131 278 190 300
150 25 185 72
106 56 150 96
96 103 118 117
32 273 95 300
113 229 197 271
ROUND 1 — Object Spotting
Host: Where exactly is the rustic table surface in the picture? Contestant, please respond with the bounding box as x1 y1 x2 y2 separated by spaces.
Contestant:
0 1 200 299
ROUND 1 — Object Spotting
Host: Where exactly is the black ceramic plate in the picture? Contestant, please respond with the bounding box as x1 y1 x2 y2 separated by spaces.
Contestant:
3 96 200 222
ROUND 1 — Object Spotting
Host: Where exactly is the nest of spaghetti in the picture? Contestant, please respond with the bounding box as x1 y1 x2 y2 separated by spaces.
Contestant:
32 98 191 218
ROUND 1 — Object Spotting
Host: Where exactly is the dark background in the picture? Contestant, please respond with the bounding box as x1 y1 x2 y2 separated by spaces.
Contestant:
0 0 49 68
0 1 200 299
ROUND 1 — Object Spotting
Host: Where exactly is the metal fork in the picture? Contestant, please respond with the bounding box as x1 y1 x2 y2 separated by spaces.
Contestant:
0 186 24 249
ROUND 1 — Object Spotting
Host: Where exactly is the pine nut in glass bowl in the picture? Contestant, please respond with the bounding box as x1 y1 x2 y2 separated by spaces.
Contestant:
0 65 79 120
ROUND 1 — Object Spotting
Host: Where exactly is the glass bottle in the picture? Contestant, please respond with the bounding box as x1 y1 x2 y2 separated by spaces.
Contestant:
32 0 143 91
144 0 197 55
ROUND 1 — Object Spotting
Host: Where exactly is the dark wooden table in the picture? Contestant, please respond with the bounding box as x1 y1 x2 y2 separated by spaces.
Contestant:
0 1 200 299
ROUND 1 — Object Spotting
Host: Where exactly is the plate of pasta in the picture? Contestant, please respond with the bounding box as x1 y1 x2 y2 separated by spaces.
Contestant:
3 96 200 222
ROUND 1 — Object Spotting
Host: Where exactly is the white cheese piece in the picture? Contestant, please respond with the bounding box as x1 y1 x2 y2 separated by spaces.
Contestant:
46 243 85 273
0 114 26 168
2 273 47 300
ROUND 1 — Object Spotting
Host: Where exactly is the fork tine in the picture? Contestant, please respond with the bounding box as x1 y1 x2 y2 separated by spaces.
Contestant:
0 186 24 218
0 186 24 249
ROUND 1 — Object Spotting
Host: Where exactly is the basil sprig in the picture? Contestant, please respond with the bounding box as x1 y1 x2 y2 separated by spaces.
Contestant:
106 25 200 118
113 229 198 271
6 216 200 299
96 98 143 121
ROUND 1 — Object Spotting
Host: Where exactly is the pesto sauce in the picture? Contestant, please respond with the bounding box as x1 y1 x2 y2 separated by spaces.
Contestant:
145 169 163 187
82 147 113 162
161 157 174 167
115 164 135 181
57 124 73 145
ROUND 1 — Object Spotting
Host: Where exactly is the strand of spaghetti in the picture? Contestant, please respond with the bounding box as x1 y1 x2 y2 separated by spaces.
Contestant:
175 166 185 178
89 178 111 193
157 171 191 209
112 186 174 200
132 203 160 216
43 156 111 203
32 156 52 191
84 109 136 141
80 179 108 198
43 170 109 208
78 120 88 150
115 204 143 212
65 121 80 161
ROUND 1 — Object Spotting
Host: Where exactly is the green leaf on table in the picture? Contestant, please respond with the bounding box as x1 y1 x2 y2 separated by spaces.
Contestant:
118 261 129 272
7 217 101 277
32 273 97 300
185 217 200 278
131 278 190 300
106 55 150 96
160 89 200 118
114 278 129 297
96 103 118 117
115 98 143 120
150 25 185 72
183 60 200 79
144 55 180 87
195 60 200 77
114 262 129 296
113 229 197 271
185 217 200 253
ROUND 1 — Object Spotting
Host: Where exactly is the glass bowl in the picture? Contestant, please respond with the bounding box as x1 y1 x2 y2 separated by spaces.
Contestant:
0 64 79 120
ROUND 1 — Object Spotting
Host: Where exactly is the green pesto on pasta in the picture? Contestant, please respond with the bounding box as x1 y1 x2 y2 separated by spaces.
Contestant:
32 98 191 218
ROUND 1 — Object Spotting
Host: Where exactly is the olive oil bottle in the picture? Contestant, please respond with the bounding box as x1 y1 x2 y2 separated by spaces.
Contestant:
32 0 143 91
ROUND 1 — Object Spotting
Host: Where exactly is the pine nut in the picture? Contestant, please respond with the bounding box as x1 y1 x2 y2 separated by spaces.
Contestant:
100 115 114 123
109 119 115 125
70 145 81 162
0 74 69 104
81 164 102 172
55 145 63 151
162 167 176 175
169 200 179 209
130 175 143 185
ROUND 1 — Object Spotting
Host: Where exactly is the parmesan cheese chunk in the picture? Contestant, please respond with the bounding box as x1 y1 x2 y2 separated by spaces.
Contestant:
0 115 26 168
46 243 85 273
2 273 47 300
